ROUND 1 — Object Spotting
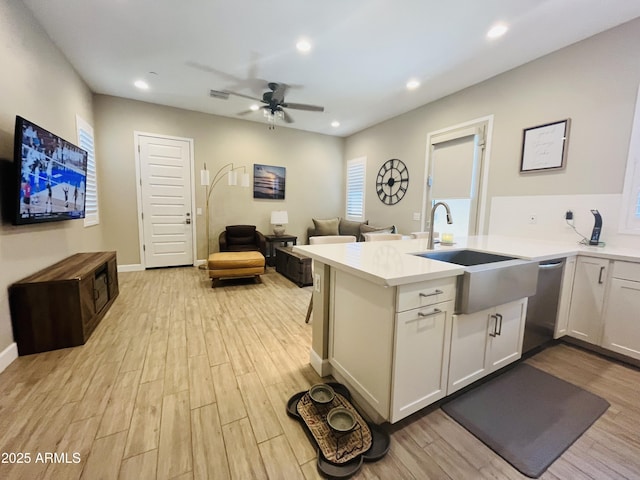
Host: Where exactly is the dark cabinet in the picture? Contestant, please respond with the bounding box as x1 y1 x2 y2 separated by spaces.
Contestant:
9 251 119 355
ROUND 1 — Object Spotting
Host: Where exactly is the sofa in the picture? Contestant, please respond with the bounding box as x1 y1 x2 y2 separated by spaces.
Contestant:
307 217 397 243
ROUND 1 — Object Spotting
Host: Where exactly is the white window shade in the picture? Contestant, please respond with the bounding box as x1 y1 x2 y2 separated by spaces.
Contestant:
431 136 475 199
76 115 99 226
346 157 366 221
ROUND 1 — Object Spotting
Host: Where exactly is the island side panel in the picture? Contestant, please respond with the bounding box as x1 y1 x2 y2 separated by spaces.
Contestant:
310 261 332 376
329 269 396 420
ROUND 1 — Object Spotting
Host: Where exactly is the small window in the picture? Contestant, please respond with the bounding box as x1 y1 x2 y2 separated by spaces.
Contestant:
76 115 99 226
620 84 640 234
346 157 366 221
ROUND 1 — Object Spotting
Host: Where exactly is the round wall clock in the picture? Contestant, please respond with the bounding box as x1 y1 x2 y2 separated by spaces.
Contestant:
376 158 409 205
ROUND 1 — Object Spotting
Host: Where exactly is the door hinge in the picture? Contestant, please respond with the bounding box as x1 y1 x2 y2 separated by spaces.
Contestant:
143 244 146 251
138 145 140 153
141 212 144 220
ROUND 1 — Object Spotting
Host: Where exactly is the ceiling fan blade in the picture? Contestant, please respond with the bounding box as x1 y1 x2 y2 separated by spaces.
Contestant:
282 110 294 124
282 102 324 112
224 90 264 103
237 109 255 116
270 83 288 104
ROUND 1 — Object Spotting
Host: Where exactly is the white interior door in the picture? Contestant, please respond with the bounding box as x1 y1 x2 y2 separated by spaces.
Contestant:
137 134 194 268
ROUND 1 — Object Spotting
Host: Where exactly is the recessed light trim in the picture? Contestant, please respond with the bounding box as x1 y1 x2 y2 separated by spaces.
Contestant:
331 121 340 128
250 104 260 111
296 39 312 53
134 80 149 90
406 79 420 90
487 23 508 39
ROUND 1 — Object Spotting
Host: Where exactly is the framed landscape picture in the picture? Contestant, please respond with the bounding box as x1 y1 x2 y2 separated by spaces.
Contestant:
253 164 286 199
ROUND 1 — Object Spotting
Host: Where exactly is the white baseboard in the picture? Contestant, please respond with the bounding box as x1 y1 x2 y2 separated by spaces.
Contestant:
0 343 18 374
309 348 331 377
117 264 145 272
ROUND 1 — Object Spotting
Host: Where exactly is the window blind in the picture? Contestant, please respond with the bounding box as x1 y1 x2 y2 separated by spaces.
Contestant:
76 115 99 226
346 157 366 221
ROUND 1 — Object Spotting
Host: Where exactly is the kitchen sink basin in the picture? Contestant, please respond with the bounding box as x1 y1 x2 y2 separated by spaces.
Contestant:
418 249 518 266
416 249 538 314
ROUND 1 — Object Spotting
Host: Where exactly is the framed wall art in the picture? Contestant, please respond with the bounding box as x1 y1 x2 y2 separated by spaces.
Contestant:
520 119 570 172
253 164 286 199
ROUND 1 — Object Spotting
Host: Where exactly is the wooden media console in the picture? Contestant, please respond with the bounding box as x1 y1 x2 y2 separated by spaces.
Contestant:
9 251 119 355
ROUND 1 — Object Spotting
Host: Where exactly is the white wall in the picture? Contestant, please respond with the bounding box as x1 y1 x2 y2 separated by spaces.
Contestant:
489 194 637 249
94 95 345 266
344 18 640 239
0 0 103 358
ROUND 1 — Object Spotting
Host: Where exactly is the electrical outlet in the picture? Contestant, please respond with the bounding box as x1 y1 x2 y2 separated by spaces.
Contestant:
412 212 421 221
196 207 202 215
314 274 321 293
528 214 537 224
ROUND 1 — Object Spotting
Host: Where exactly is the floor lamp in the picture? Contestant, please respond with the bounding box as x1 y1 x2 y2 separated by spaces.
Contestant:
199 162 250 269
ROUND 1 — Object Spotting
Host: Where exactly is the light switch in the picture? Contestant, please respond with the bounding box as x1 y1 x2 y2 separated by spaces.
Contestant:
314 274 321 292
413 212 421 221
196 208 202 215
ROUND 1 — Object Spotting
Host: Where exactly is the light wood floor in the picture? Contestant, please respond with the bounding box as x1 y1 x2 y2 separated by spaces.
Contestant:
0 267 639 480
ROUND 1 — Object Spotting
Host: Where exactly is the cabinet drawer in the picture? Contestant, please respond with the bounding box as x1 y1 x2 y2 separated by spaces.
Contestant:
612 261 640 282
396 277 456 312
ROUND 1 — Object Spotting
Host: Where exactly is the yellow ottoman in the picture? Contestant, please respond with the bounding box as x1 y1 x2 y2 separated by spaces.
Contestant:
208 251 265 286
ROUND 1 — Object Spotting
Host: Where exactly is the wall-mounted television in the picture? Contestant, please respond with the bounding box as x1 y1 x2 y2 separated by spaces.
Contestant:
13 116 87 225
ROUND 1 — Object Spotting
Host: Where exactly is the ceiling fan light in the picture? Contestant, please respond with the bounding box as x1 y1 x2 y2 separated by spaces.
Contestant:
331 121 340 128
250 104 260 111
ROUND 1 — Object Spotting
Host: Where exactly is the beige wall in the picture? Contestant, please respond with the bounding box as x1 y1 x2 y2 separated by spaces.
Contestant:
345 18 640 235
0 0 104 353
94 96 344 266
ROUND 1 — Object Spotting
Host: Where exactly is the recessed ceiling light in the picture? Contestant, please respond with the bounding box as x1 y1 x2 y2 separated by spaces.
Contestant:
331 121 340 128
406 79 420 90
250 104 260 111
487 23 508 39
296 39 312 53
134 80 149 90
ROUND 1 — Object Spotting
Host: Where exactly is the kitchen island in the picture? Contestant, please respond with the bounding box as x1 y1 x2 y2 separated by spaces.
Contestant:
295 235 640 423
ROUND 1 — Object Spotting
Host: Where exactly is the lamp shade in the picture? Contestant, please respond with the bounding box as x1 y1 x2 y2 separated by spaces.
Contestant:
270 210 288 225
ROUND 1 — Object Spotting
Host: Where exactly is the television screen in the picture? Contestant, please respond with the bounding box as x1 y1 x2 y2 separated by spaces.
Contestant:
13 116 87 225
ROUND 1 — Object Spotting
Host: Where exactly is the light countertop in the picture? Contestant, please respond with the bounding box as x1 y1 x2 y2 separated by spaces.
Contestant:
293 235 640 287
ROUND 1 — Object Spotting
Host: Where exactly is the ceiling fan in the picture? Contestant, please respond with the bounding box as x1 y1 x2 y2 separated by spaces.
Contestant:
223 82 324 125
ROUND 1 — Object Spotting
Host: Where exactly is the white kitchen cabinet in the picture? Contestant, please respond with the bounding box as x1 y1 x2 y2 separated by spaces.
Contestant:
447 298 527 394
601 261 640 360
329 269 456 422
390 300 454 422
567 257 610 344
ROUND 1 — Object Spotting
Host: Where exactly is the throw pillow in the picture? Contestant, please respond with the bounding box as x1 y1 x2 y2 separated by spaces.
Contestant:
339 218 368 238
359 223 396 241
313 217 340 236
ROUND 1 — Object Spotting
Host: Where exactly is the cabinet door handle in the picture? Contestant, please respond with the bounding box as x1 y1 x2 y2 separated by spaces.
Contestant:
598 266 605 284
489 314 498 337
419 289 443 298
417 308 442 318
496 313 503 336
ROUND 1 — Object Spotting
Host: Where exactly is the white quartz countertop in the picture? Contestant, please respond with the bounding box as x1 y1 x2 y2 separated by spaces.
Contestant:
293 235 640 287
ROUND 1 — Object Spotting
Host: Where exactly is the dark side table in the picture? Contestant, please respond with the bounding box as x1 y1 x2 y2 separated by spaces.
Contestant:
264 234 297 267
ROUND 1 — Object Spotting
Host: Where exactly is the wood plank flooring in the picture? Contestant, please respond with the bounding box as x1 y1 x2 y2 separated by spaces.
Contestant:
0 266 639 479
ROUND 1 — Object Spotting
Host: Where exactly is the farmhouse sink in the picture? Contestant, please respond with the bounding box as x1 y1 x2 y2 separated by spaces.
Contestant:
416 249 538 313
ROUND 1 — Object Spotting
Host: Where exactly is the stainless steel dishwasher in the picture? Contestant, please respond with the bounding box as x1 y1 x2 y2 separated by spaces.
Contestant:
522 258 565 354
